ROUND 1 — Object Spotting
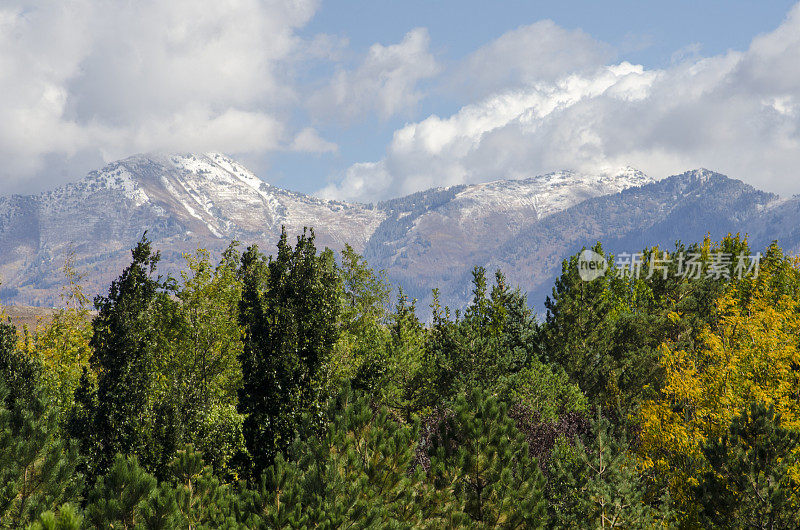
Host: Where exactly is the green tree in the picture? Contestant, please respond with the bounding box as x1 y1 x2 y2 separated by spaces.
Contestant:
0 380 82 529
72 234 181 482
326 244 391 397
422 270 543 407
547 410 670 529
27 504 84 530
694 402 800 529
169 244 246 478
85 454 159 529
0 323 81 530
247 385 452 528
237 228 341 478
352 288 428 420
428 389 548 529
165 445 240 529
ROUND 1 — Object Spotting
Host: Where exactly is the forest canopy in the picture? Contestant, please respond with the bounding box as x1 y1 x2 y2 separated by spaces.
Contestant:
1 229 798 529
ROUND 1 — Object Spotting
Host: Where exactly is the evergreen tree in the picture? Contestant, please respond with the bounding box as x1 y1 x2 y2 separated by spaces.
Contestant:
427 388 548 529
0 320 40 411
247 384 452 528
423 269 543 409
352 288 427 421
72 234 181 482
237 228 341 478
547 409 670 529
0 333 81 529
27 504 84 530
165 445 240 529
243 453 305 529
85 454 159 529
541 243 627 408
694 402 800 529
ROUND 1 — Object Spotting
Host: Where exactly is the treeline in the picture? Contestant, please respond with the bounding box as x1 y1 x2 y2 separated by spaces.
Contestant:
1 229 799 528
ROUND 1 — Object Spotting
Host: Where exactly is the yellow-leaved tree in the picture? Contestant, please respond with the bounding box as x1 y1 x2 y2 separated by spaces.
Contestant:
20 250 93 422
637 243 800 521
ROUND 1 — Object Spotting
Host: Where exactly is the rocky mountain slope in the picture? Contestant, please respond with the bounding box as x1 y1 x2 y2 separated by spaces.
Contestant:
0 154 794 315
0 153 384 304
364 169 787 313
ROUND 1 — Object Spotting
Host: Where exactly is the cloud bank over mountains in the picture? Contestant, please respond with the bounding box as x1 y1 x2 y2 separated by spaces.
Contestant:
321 4 800 201
2 1 800 200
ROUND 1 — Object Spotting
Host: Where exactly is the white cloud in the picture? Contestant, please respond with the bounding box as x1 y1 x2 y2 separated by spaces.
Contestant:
317 161 392 203
308 28 440 122
290 127 338 153
0 0 318 191
452 20 613 98
324 4 800 202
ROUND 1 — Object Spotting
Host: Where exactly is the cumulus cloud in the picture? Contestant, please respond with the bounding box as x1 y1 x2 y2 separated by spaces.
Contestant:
323 4 800 202
0 0 318 191
290 127 338 153
308 28 440 122
452 20 613 98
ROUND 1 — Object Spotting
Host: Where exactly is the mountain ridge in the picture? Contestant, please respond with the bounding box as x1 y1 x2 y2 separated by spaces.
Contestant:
0 153 791 313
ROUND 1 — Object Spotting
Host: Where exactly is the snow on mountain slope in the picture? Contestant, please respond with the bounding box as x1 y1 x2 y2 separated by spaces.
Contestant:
0 153 654 307
365 167 652 273
0 153 386 305
449 167 651 222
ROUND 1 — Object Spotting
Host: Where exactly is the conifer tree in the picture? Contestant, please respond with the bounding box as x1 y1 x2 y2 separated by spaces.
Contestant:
85 454 158 529
427 388 548 529
27 504 84 530
0 332 81 529
694 402 800 528
245 385 455 528
164 445 239 528
547 409 670 529
237 228 341 478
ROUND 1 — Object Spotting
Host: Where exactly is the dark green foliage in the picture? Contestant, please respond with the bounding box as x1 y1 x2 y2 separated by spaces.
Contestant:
0 379 82 529
238 227 341 478
695 402 800 529
243 453 305 528
248 384 451 528
72 234 181 482
164 445 240 528
546 410 671 529
85 454 158 529
0 320 40 410
427 389 548 529
423 269 544 405
0 329 81 530
352 288 427 421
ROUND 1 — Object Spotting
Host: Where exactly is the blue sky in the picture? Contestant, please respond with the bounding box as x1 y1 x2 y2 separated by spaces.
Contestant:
2 0 800 199
270 0 797 194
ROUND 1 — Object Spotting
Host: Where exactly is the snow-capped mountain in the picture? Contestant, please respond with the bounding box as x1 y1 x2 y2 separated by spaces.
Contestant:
2 153 789 313
0 153 385 304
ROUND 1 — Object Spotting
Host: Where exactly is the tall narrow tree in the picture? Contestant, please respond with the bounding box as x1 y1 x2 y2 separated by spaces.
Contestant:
238 228 341 478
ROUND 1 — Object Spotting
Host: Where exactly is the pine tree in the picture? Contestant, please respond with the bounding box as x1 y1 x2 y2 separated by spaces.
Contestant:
245 385 454 528
27 504 84 530
85 454 159 529
547 409 670 529
237 228 341 478
242 453 306 528
694 402 800 528
165 445 239 529
427 388 548 528
0 333 82 529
